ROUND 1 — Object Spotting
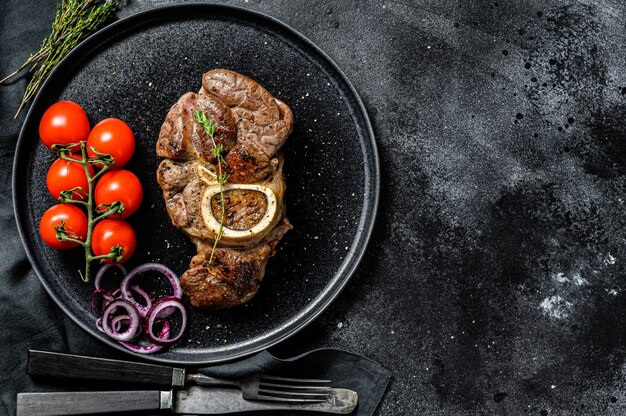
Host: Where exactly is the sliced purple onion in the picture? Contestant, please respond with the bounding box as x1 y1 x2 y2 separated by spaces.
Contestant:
101 299 141 342
120 263 181 318
119 321 170 354
111 314 130 333
91 289 114 314
95 264 128 290
130 285 152 304
119 285 153 318
93 262 186 355
145 297 187 346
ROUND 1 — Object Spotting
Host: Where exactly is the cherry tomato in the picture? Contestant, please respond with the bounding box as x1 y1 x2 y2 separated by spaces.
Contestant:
87 118 135 169
94 170 143 219
39 204 88 250
92 219 136 263
46 154 95 200
39 101 90 150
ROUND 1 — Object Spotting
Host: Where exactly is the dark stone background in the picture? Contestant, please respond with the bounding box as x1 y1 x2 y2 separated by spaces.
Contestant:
2 0 626 414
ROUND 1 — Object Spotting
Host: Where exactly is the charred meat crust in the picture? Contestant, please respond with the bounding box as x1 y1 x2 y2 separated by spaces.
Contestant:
201 69 294 161
181 218 292 309
156 91 237 162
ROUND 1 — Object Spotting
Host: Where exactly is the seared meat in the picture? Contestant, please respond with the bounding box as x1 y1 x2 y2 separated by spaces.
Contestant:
157 92 237 163
156 155 286 245
201 69 294 183
182 218 292 309
156 69 294 309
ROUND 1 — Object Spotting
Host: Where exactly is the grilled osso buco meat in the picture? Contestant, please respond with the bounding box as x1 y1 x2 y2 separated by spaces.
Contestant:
156 69 293 309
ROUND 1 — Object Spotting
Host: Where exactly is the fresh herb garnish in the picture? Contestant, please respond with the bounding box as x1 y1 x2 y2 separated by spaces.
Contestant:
193 109 228 265
0 0 117 117
54 141 124 281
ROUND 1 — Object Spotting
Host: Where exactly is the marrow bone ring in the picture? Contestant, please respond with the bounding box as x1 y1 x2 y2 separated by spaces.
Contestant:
200 183 279 241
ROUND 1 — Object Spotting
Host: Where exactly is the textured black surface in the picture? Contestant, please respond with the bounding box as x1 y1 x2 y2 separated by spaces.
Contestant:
3 0 626 415
13 4 378 363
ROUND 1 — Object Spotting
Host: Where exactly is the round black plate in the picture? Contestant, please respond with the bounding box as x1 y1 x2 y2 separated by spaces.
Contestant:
13 3 379 364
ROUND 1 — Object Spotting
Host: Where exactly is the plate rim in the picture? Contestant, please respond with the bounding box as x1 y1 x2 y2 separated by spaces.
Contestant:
12 2 380 364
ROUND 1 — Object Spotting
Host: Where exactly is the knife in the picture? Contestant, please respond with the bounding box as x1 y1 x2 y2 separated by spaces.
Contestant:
16 385 358 415
27 349 339 402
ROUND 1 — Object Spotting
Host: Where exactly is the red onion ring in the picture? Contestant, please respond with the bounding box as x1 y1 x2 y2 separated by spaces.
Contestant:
101 299 141 342
119 285 153 318
94 264 128 290
120 263 181 318
145 297 187 346
121 263 182 297
119 321 170 354
91 289 114 313
111 314 130 333
94 262 186 354
97 317 169 353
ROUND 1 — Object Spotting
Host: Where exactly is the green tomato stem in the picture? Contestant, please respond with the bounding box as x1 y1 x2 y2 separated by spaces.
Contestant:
55 141 123 283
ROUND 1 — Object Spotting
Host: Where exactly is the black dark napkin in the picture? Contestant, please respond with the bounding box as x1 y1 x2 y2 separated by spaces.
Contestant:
0 1 389 416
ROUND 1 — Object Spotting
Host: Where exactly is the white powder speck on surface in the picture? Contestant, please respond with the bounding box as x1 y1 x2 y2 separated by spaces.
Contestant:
539 295 573 319
605 253 617 265
551 271 588 286
571 272 588 286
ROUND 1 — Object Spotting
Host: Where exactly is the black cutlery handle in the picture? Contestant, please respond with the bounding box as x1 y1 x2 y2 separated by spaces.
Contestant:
28 350 185 387
16 390 172 416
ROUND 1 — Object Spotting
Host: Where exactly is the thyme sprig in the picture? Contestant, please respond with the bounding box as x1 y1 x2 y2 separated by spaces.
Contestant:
193 110 228 265
54 141 124 282
0 0 117 117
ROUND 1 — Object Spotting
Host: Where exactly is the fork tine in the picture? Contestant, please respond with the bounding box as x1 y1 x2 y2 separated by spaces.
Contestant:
259 381 333 391
260 375 331 383
254 394 328 403
259 388 331 398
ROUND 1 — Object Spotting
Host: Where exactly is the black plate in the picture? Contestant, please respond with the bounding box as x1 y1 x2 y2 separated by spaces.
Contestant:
13 3 379 364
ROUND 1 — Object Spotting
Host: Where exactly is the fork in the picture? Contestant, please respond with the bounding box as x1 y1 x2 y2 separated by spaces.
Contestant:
28 349 332 403
189 373 332 402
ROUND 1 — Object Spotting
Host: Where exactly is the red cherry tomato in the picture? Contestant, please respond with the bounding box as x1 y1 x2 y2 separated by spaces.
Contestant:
46 154 95 200
92 219 136 263
94 170 143 219
39 204 88 250
39 101 90 150
87 118 135 169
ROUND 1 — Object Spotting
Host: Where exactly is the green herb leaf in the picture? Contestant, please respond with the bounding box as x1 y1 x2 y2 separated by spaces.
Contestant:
1 0 117 117
207 123 216 137
193 109 228 266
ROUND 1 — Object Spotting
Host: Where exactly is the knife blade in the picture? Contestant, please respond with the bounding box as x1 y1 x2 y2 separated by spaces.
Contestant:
16 386 358 415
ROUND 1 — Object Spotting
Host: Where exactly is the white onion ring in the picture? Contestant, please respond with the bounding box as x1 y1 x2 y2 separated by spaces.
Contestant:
145 297 187 345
